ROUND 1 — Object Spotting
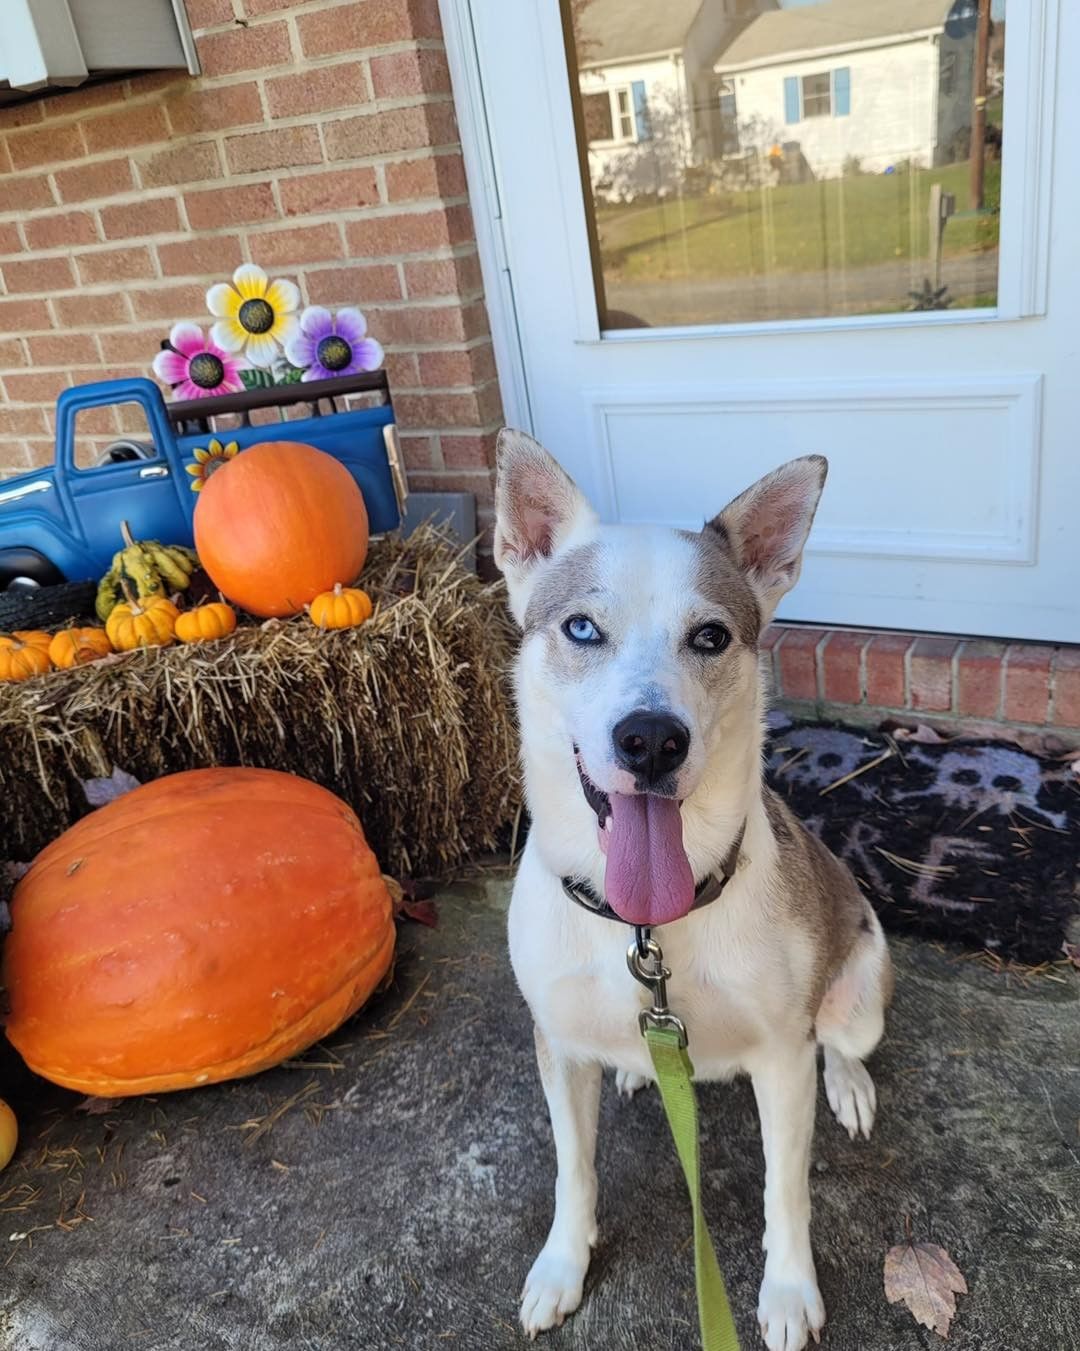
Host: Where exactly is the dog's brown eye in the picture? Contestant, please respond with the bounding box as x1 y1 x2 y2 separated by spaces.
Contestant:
690 623 731 653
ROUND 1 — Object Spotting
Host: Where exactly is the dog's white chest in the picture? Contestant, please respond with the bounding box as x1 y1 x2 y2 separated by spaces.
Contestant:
508 862 785 1080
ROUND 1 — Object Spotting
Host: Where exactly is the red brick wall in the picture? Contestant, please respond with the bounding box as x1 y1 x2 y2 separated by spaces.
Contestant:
764 625 1080 742
0 0 501 543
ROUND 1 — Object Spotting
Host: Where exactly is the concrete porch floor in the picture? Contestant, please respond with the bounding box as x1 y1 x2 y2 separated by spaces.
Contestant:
1 876 1078 1351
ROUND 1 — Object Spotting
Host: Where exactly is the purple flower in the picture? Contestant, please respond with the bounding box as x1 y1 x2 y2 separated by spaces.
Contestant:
284 307 384 382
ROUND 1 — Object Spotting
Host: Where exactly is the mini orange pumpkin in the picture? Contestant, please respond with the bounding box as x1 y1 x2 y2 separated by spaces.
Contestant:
3 768 395 1096
309 584 373 631
106 594 179 651
175 602 237 644
0 1099 15 1172
0 634 53 682
48 627 113 669
13 630 52 653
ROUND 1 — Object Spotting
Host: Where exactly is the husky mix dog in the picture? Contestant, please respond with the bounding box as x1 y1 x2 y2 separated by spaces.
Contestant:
493 429 893 1351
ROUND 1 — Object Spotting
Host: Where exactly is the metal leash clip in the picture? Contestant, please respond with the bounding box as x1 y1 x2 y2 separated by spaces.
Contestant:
626 925 687 1048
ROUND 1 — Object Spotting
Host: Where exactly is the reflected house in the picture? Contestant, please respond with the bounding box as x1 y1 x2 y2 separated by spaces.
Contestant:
574 0 776 203
574 0 985 203
712 0 980 183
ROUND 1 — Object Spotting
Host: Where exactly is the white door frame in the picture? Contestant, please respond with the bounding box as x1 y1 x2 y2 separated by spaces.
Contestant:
440 0 1060 429
439 0 533 432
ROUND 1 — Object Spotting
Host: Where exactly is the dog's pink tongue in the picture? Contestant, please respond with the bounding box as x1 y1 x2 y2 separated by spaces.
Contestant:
604 792 695 926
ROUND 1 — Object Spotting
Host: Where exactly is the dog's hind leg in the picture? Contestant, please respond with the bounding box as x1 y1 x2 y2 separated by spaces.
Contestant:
614 1069 647 1099
520 1026 601 1339
816 903 892 1141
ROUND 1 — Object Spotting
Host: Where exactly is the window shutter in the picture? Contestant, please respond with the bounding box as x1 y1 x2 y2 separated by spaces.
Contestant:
631 80 652 140
783 75 800 124
833 66 851 116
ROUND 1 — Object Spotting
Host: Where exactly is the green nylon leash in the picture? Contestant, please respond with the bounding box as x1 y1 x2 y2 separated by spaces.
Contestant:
645 1026 741 1351
627 932 741 1351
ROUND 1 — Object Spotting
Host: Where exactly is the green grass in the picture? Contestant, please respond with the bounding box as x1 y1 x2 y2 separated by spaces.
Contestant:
595 160 1001 283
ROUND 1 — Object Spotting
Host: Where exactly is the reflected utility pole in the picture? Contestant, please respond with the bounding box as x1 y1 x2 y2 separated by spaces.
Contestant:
968 0 992 210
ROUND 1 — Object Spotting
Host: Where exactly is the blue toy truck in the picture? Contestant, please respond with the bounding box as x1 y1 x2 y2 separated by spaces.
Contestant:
0 371 406 595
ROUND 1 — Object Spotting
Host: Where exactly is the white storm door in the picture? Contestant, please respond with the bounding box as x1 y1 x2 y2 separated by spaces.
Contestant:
459 0 1078 642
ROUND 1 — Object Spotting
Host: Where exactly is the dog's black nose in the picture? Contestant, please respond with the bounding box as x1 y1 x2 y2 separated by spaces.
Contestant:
612 711 690 786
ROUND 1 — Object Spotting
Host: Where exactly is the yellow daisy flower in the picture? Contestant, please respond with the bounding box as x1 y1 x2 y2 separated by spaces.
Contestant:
186 438 239 492
206 264 300 369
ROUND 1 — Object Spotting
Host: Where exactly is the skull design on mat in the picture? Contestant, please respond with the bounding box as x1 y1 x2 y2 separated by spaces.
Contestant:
768 728 881 802
895 746 1066 829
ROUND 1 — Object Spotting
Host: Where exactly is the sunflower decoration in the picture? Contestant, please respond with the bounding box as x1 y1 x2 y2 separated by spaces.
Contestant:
284 306 385 382
186 437 240 492
152 322 247 400
206 264 300 369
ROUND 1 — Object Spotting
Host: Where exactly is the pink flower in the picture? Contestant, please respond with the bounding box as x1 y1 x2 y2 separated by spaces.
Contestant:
152 322 247 400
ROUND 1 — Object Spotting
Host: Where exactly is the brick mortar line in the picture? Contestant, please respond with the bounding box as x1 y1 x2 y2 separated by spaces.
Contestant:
0 149 468 220
0 193 477 258
857 635 869 704
3 108 461 209
777 696 1080 738
811 629 829 702
0 331 499 370
0 258 482 310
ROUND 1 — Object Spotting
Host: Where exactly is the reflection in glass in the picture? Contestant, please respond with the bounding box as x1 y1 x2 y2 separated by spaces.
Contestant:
565 0 1004 330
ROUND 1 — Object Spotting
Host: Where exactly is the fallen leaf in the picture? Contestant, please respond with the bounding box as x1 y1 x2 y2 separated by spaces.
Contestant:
1062 940 1080 970
76 1096 123 1115
401 899 439 927
383 876 440 926
884 1238 968 1337
890 723 951 745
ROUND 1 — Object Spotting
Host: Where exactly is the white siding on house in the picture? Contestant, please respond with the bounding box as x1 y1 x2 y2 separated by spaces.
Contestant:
580 55 690 201
726 38 939 177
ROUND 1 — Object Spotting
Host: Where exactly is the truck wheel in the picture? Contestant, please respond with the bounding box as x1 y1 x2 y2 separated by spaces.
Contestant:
0 580 98 631
0 548 65 590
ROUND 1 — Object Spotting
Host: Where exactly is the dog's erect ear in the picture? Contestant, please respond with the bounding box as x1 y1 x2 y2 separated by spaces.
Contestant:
709 455 827 623
494 428 597 592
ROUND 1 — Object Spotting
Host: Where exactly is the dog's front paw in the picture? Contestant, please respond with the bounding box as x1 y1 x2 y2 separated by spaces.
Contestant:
757 1271 825 1351
520 1245 589 1339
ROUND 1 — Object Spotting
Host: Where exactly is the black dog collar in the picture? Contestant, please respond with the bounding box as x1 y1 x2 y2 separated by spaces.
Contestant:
561 822 746 924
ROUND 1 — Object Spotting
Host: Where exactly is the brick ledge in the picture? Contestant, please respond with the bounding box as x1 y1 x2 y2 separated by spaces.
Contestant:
762 624 1080 746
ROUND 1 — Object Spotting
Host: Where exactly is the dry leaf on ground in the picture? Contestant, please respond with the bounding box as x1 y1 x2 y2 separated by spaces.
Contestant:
884 1238 968 1337
890 724 951 745
76 1096 123 1115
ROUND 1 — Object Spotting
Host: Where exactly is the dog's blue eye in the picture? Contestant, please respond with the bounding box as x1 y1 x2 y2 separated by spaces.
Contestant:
690 623 731 652
564 615 602 644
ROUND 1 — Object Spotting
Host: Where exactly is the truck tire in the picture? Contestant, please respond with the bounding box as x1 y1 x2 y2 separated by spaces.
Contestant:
0 580 98 632
0 548 65 590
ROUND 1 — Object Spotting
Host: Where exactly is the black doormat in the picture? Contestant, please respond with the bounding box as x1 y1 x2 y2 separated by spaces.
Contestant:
765 717 1079 965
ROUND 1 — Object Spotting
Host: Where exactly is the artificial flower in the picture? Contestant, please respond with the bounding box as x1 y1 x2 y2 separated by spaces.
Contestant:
185 437 239 492
152 323 246 399
206 264 300 369
284 306 384 382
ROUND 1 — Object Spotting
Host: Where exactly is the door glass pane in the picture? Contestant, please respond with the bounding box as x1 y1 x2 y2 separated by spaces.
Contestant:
564 0 1005 330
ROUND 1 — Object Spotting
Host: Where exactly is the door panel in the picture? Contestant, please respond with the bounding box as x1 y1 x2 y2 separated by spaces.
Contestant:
466 0 1076 641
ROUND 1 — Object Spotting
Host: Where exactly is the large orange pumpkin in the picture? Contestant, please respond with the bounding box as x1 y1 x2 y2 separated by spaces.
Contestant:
3 768 394 1096
193 441 369 618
